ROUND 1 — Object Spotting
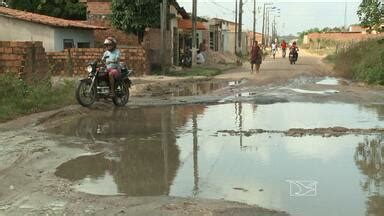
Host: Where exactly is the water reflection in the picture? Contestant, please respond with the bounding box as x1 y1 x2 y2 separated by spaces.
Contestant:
355 136 384 216
171 81 231 97
192 106 199 196
51 103 384 216
54 106 209 196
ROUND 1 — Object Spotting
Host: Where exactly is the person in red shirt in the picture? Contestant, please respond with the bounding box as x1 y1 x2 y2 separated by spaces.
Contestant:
250 40 263 73
281 40 287 58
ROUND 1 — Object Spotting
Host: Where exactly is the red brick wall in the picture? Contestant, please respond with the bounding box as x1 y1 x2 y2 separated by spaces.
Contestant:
86 19 139 47
0 41 48 81
307 32 382 42
87 1 111 16
47 47 149 76
84 0 139 48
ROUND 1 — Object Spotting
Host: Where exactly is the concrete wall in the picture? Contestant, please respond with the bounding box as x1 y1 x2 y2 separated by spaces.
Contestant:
169 5 178 65
54 28 95 51
0 16 55 51
223 32 235 54
222 32 248 55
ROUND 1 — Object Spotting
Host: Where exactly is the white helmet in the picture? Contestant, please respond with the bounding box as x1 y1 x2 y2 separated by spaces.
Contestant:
103 37 117 50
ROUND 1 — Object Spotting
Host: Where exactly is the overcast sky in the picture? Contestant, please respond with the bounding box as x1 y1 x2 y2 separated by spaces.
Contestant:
177 0 362 35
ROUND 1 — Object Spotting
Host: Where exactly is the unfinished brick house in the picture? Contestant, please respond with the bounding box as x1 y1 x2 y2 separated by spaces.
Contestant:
83 0 139 47
82 0 207 68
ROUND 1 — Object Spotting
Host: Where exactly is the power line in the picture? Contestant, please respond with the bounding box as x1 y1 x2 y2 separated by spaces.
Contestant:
211 0 234 13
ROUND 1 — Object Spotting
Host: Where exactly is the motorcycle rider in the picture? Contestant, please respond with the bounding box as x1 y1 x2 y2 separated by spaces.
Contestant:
290 41 299 60
102 36 121 97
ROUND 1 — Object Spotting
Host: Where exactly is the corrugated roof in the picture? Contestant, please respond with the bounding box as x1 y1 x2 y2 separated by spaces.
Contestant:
178 19 207 30
0 7 106 29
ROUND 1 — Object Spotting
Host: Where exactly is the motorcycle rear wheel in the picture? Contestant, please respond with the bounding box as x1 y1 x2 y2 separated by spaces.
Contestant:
76 80 96 107
112 83 129 107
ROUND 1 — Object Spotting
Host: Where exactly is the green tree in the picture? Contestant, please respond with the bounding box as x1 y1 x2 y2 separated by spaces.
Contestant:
110 0 162 42
8 0 86 20
357 0 384 32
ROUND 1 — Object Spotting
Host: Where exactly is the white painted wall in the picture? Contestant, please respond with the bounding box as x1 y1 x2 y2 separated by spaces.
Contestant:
223 31 236 54
0 16 95 52
223 31 248 54
0 16 55 51
54 28 94 51
169 5 178 65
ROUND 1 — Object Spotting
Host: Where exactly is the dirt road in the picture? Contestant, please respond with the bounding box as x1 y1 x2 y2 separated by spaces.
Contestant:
0 51 383 215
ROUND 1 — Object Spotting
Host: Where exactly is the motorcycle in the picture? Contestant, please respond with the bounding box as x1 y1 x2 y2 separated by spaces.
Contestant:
76 60 133 107
180 49 192 68
289 48 298 64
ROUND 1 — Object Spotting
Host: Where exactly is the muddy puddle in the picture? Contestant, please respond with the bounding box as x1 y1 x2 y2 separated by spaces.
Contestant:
51 102 384 216
166 80 243 97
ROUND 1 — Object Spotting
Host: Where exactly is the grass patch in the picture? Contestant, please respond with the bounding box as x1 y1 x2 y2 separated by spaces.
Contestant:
0 73 76 122
324 53 336 63
330 38 384 84
305 39 356 56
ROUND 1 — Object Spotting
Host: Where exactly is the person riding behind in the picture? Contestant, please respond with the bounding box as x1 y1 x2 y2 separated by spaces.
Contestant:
290 41 299 59
290 41 299 51
102 37 121 97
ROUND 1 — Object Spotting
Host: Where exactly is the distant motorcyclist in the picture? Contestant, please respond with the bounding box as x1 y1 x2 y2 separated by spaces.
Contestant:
290 41 299 60
102 37 121 97
290 41 299 52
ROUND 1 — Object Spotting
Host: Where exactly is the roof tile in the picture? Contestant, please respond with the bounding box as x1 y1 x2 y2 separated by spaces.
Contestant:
0 7 106 29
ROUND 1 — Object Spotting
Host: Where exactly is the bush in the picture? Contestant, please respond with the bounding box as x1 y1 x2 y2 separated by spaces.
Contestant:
0 73 76 122
331 38 384 83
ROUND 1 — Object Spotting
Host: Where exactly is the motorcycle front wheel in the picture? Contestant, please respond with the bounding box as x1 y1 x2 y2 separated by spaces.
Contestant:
76 80 96 107
112 83 129 107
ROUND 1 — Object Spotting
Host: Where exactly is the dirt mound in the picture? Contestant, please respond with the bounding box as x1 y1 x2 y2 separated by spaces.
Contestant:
206 51 237 65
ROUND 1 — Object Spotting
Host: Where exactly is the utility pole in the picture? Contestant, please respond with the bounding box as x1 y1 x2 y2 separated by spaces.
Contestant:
235 0 238 54
344 0 347 30
261 3 272 46
272 15 275 41
253 0 256 43
262 4 266 45
160 0 167 72
238 0 243 53
192 0 197 64
266 10 269 45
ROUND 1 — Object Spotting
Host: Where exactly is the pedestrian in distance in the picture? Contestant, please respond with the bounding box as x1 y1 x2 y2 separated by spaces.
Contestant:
271 41 277 59
196 50 205 64
198 39 208 63
250 40 263 73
